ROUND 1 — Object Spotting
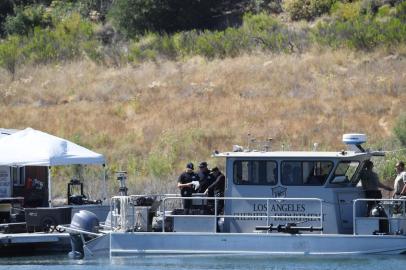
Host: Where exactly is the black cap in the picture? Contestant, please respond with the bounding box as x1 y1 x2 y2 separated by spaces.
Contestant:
199 161 208 168
211 167 219 172
186 163 194 170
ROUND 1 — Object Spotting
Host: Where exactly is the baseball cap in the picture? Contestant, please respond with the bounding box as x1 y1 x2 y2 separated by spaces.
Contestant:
199 161 208 168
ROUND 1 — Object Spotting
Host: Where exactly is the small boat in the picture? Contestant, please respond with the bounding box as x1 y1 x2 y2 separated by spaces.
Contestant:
62 134 406 258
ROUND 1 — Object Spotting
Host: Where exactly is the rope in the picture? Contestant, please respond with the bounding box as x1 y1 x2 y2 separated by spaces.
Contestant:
381 148 406 154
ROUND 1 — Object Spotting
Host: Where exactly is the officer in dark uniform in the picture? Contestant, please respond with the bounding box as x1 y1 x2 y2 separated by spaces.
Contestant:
177 163 199 213
204 167 225 214
197 162 214 194
197 161 215 213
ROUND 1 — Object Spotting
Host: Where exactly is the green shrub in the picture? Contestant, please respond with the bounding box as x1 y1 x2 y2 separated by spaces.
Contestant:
331 1 362 21
108 0 222 37
284 0 336 21
393 113 406 147
23 13 96 63
127 13 311 61
248 0 283 14
0 35 23 79
360 0 384 15
313 14 406 50
4 4 51 35
395 1 406 22
377 4 392 17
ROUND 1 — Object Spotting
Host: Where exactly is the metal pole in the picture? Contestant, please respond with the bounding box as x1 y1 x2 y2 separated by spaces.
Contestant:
214 197 217 233
319 199 323 234
353 199 356 235
162 198 166 232
267 199 270 227
48 166 52 207
102 164 107 203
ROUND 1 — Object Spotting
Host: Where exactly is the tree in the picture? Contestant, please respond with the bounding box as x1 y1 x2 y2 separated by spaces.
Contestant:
108 0 222 37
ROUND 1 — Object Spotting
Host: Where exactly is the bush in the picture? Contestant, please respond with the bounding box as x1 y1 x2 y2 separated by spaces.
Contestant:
4 4 51 35
330 1 362 21
395 1 406 22
248 0 283 14
393 113 406 147
127 13 312 61
108 0 222 37
22 13 97 63
284 0 335 21
313 14 406 49
361 0 384 15
0 35 23 79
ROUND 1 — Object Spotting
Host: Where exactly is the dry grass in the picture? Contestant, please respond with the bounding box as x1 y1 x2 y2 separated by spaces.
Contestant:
1 48 405 199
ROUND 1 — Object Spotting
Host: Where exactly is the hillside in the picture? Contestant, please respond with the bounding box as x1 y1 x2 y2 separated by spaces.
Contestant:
1 48 406 199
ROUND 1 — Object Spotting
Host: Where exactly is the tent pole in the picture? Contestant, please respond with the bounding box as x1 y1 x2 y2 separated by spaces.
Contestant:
48 166 52 207
102 164 107 203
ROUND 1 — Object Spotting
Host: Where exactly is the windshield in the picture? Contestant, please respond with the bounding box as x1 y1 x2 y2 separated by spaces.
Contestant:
331 161 360 184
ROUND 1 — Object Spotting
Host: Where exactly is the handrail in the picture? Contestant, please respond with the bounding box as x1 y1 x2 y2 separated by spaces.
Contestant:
352 198 406 235
108 195 324 234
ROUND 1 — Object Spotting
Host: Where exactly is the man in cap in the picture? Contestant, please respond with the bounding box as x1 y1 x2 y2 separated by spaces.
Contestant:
393 161 406 198
197 161 215 213
177 162 199 213
204 167 225 214
197 161 214 194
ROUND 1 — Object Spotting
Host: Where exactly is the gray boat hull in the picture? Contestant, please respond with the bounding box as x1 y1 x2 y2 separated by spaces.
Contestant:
84 232 406 257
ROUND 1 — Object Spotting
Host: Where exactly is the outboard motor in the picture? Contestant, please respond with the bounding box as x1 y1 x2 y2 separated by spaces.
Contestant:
68 210 99 259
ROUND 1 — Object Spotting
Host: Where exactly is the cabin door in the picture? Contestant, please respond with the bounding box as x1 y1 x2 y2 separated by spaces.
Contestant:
337 190 364 233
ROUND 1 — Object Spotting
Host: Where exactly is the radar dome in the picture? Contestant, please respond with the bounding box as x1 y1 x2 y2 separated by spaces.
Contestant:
342 134 367 145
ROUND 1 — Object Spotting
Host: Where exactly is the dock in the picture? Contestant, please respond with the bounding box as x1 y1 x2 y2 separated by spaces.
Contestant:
0 232 70 256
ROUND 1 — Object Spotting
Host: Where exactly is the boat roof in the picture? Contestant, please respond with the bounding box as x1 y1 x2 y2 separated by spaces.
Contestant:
213 151 366 158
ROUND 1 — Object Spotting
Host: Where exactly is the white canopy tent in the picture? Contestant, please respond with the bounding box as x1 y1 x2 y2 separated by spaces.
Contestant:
0 128 106 206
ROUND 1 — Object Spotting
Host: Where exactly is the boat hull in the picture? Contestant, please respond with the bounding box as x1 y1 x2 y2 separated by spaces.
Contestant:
84 232 406 257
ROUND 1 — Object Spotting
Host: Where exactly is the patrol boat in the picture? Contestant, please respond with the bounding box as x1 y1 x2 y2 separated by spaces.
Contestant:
62 134 406 258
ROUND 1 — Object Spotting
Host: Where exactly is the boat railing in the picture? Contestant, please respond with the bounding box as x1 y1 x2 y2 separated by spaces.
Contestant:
108 195 324 233
353 198 406 235
161 196 324 234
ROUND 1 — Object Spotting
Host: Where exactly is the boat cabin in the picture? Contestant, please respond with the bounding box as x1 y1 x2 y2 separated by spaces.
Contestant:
217 150 369 234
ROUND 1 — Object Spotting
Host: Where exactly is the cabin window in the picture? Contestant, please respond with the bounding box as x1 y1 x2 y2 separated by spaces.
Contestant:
281 161 333 186
233 160 277 185
331 161 360 184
